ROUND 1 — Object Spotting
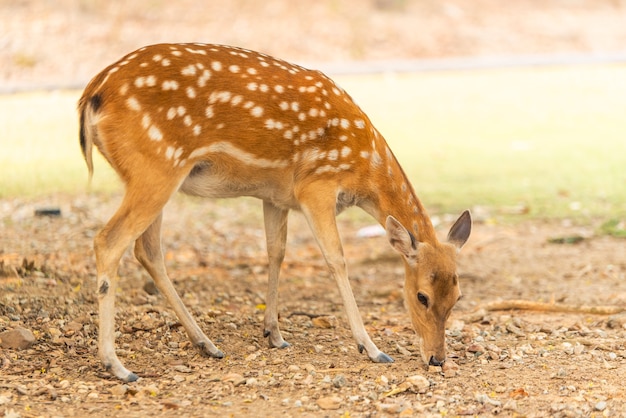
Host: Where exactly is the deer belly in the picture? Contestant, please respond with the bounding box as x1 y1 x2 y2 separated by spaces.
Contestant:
179 160 297 207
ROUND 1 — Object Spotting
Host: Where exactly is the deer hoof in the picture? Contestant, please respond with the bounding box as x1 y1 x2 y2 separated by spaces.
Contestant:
374 352 394 363
125 372 139 382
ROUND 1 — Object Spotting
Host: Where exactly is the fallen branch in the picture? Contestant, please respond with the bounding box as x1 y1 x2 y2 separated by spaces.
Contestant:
482 300 625 315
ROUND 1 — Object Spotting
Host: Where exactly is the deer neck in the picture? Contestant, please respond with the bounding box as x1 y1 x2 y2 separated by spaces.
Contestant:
359 136 437 246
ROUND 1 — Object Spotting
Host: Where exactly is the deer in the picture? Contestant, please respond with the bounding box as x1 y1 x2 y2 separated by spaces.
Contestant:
78 43 472 382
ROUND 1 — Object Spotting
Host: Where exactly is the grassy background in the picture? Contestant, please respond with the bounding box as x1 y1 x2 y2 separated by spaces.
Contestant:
1 64 625 221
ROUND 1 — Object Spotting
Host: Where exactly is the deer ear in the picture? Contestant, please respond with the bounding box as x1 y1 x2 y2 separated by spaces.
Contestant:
386 216 417 258
447 210 472 250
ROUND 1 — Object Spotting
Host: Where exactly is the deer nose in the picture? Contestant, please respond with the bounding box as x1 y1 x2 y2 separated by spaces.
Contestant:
429 356 445 367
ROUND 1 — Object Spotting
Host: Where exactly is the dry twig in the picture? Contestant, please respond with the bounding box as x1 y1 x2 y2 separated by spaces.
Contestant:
482 300 625 315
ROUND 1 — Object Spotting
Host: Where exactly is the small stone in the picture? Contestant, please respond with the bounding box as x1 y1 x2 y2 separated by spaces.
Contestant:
467 343 485 355
172 364 192 373
332 374 347 388
442 360 459 378
222 373 246 386
404 375 430 393
312 316 337 329
595 401 607 411
0 327 36 350
110 384 129 396
316 396 342 410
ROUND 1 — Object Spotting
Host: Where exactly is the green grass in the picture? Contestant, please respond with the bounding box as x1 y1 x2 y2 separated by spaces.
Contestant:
1 64 625 221
336 65 626 219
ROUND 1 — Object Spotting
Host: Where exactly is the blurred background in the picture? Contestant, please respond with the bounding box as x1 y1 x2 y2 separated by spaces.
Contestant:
3 0 626 90
1 0 625 221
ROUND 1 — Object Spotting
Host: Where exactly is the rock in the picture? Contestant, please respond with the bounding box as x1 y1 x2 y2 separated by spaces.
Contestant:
0 327 36 350
442 359 460 378
222 373 246 387
316 396 342 410
404 375 430 393
332 374 347 388
312 316 337 329
110 385 129 396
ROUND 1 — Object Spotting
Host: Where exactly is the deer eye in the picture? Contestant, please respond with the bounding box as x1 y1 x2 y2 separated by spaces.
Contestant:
417 292 429 308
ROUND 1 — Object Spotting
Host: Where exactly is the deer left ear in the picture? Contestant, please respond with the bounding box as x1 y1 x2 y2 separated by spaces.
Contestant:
447 210 472 250
386 216 417 258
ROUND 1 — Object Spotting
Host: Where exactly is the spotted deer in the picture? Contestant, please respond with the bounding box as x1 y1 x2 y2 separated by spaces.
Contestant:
79 43 471 382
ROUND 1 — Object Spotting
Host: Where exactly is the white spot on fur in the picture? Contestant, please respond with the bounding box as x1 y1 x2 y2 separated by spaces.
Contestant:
328 149 338 161
211 61 222 71
186 86 196 98
291 102 300 112
360 150 370 159
274 85 285 93
264 119 284 130
162 80 179 90
251 106 264 117
308 108 319 117
142 114 151 129
167 107 177 119
229 65 240 73
231 95 243 106
186 47 207 55
184 115 192 127
148 125 163 141
145 75 157 87
198 69 211 87
193 125 201 136
354 119 366 129
181 65 197 76
247 67 258 75
340 119 350 129
279 101 289 111
161 58 171 66
126 96 141 111
341 146 352 158
247 82 258 91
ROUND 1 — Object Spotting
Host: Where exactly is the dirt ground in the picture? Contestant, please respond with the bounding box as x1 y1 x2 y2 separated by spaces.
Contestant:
1 195 625 417
2 1 626 417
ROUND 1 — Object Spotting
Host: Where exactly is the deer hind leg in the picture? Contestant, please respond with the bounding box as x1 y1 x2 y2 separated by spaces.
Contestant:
95 178 181 382
297 185 393 363
134 212 224 358
262 201 290 348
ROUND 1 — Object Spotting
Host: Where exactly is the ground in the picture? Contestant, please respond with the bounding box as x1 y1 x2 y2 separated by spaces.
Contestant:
1 196 625 417
2 1 626 417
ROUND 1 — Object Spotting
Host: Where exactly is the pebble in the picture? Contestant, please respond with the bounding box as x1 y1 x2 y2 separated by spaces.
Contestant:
316 395 342 410
404 375 430 393
0 327 35 349
332 374 347 388
312 316 337 329
110 384 129 396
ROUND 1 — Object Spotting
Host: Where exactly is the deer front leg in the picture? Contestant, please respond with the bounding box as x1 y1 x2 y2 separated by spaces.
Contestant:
95 190 174 382
134 212 224 359
299 191 393 364
262 201 290 348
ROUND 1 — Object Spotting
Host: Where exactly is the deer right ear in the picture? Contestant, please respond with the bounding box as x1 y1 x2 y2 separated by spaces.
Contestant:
386 216 417 258
447 210 472 250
